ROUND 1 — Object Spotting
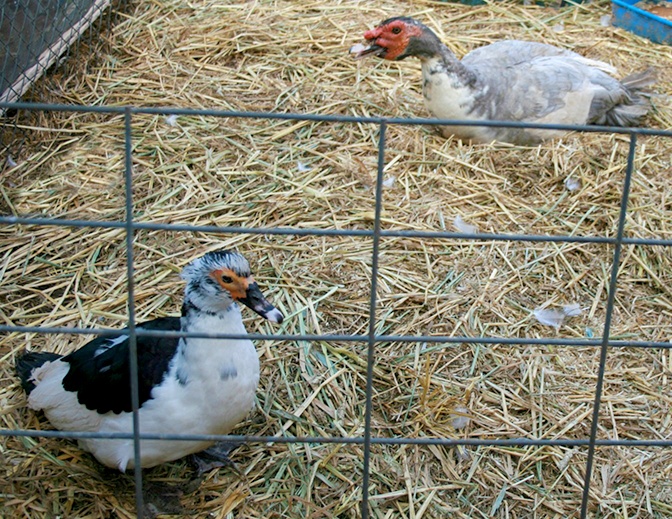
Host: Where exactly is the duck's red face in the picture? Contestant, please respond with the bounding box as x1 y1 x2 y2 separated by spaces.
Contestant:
351 18 423 61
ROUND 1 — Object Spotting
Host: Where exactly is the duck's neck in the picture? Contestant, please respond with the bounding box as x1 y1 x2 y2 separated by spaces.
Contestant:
417 39 482 128
418 42 477 91
180 295 245 335
173 298 250 381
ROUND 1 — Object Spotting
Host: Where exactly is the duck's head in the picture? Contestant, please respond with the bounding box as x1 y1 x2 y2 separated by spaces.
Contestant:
181 249 284 323
350 17 437 61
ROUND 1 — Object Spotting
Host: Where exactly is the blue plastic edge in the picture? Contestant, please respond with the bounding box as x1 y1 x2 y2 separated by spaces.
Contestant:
611 0 672 45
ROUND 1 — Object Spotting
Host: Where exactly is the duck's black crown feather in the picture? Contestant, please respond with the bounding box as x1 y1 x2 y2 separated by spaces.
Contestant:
16 352 62 394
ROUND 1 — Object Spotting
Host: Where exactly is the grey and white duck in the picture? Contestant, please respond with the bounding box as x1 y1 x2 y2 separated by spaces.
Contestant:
16 249 283 472
351 16 655 145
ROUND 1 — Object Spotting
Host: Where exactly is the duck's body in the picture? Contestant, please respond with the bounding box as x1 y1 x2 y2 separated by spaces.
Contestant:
352 17 655 144
16 249 283 471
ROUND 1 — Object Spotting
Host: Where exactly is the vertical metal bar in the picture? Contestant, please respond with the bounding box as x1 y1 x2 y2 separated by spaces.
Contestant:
360 120 387 519
124 107 144 517
579 132 638 517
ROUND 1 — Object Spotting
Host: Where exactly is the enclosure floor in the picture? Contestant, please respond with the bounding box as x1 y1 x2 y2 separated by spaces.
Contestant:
1 0 672 518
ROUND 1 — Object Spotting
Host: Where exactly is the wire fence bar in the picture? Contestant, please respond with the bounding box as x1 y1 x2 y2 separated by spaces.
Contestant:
3 325 672 349
360 120 387 519
3 100 672 138
579 133 638 519
3 428 672 448
2 101 671 518
4 214 672 247
123 106 145 517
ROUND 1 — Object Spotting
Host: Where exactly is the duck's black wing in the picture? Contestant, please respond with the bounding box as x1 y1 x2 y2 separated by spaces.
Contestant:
62 317 181 414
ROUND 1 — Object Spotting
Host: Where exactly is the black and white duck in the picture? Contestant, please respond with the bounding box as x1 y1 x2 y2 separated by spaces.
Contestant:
16 249 283 472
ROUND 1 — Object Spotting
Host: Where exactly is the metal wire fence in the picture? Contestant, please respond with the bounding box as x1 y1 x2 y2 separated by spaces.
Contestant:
0 0 117 108
2 100 672 518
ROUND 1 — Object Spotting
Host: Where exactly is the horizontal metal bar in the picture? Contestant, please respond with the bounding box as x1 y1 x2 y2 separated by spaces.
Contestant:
2 101 672 137
3 324 671 349
2 428 672 448
2 215 672 247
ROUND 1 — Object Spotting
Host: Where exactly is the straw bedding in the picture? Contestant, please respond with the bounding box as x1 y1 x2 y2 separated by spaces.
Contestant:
1 0 672 517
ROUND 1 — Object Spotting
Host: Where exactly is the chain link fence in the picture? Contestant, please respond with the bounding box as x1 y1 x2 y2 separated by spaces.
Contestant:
0 0 120 108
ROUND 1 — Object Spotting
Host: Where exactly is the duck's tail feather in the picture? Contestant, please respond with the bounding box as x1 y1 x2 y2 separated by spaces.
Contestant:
602 68 657 127
621 67 657 91
604 101 650 127
16 351 62 394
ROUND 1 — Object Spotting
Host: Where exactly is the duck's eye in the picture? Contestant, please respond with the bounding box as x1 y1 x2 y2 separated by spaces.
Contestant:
220 275 233 284
391 27 401 34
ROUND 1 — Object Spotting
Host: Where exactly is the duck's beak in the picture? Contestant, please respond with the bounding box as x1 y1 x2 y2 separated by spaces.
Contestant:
350 42 386 60
350 25 389 60
237 282 284 324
